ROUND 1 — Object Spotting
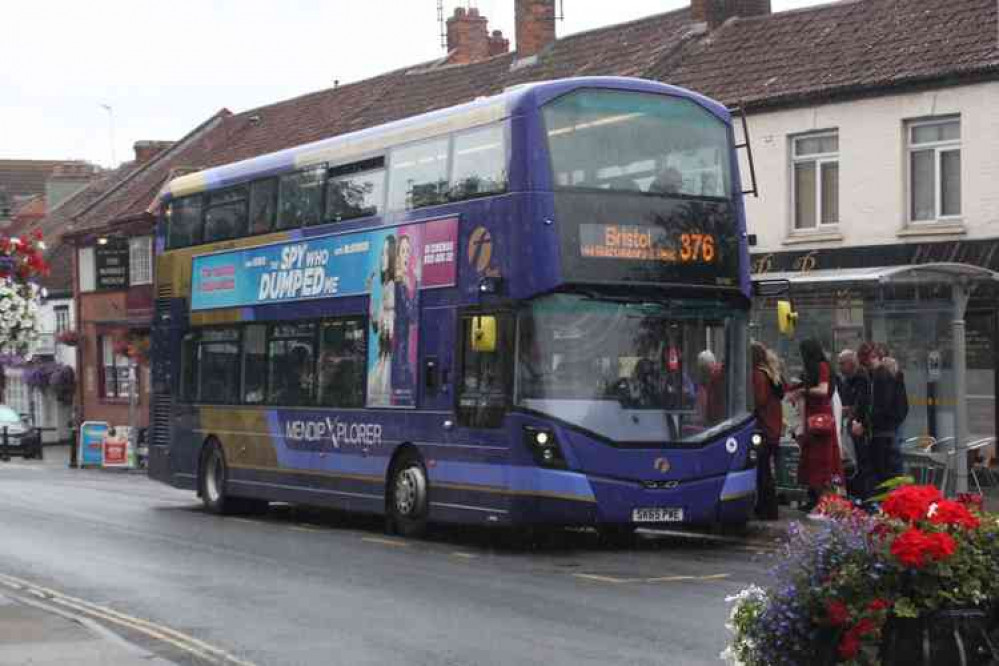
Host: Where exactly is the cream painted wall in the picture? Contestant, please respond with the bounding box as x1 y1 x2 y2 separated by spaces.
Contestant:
742 81 999 255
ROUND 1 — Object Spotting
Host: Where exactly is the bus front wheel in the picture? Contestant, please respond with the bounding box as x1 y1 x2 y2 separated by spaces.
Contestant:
388 450 429 538
199 441 267 515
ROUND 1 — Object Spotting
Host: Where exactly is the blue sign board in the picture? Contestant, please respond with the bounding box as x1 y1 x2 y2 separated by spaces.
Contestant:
79 421 108 467
190 218 458 311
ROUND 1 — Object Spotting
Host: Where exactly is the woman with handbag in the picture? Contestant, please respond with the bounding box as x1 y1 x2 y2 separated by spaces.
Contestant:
788 338 842 513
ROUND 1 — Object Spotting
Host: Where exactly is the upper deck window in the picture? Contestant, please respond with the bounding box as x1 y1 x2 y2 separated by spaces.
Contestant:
277 167 324 229
204 186 248 242
326 158 386 222
168 196 203 249
388 137 450 211
450 124 507 201
543 90 731 199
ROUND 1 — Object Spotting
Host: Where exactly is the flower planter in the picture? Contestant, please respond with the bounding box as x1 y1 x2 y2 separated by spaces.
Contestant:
881 607 999 665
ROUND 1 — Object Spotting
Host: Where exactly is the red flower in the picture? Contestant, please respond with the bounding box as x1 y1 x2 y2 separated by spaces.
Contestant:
852 617 877 637
891 527 957 568
867 598 891 613
882 485 943 522
923 531 958 561
837 632 861 660
825 599 851 626
31 229 43 241
929 499 980 530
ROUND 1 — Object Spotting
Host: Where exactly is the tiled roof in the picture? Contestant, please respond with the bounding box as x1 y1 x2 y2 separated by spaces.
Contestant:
658 0 999 108
66 0 999 233
0 160 65 201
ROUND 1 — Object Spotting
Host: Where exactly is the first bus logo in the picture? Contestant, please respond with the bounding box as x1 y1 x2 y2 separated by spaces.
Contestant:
468 226 493 274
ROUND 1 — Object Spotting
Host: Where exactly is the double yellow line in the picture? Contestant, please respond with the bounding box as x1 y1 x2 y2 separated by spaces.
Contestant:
0 573 255 666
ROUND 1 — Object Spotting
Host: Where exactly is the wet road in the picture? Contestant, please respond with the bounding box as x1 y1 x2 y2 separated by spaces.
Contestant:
0 448 776 666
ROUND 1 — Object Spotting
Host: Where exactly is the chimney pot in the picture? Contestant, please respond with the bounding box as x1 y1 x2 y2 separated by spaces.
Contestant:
515 0 556 58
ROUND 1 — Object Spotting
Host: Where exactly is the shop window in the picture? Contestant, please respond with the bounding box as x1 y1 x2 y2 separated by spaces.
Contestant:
792 132 839 230
326 158 386 222
78 247 96 292
277 168 324 229
388 137 450 211
128 236 153 286
456 313 513 428
267 323 316 405
100 335 132 399
317 317 366 408
908 117 961 222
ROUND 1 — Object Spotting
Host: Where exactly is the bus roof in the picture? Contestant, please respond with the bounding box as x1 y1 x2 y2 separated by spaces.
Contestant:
160 77 727 203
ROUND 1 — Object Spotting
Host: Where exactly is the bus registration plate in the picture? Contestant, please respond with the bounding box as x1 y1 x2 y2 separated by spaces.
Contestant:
631 507 684 523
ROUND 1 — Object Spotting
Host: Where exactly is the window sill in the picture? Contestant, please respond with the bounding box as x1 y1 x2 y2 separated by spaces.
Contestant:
897 222 966 238
782 230 844 246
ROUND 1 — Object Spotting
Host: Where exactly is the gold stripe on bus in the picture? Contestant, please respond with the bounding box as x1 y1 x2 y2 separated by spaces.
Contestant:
229 463 381 484
198 408 279 468
433 481 597 504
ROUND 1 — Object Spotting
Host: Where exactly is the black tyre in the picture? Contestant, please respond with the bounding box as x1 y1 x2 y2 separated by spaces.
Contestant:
388 450 429 538
199 442 267 515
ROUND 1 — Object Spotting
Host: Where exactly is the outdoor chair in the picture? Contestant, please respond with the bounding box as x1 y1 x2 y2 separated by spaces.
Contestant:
965 437 998 493
901 436 954 490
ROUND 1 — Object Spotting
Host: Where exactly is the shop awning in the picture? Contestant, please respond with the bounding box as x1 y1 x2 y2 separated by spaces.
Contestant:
753 262 999 287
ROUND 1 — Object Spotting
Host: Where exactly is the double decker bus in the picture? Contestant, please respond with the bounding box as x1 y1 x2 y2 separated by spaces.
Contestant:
148 76 759 536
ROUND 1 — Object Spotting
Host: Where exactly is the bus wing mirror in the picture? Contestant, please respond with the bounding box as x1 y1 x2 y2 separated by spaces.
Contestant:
777 300 798 337
471 316 497 353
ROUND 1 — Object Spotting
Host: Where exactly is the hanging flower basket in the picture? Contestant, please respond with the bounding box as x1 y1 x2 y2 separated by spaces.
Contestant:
56 329 80 346
723 485 999 665
0 231 48 361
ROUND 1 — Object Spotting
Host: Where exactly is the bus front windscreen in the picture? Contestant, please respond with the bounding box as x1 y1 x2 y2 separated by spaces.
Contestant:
516 293 748 445
543 89 732 199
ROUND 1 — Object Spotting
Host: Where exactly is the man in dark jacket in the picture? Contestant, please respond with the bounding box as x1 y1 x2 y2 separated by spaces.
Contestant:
866 346 904 485
883 356 909 475
838 349 872 498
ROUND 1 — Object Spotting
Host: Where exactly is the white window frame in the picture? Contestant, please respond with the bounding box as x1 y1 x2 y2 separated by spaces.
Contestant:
907 117 961 223
78 247 96 292
128 236 153 286
54 305 70 334
791 131 839 231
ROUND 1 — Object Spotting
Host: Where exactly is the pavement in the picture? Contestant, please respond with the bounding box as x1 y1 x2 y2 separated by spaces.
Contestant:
0 591 175 666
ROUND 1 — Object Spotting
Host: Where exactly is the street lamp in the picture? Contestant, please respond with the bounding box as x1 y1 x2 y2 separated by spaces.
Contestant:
99 104 117 168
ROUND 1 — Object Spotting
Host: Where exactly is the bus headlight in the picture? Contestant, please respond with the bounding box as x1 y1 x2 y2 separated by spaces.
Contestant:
750 432 764 448
524 426 566 469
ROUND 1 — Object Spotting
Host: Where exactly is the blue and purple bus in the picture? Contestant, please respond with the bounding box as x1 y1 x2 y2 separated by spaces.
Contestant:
148 76 759 537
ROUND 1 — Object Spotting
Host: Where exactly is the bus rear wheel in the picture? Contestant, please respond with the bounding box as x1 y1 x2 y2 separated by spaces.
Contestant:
199 441 267 515
388 451 429 538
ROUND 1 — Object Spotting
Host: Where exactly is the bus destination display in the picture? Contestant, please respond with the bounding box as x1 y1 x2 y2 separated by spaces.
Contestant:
579 224 716 264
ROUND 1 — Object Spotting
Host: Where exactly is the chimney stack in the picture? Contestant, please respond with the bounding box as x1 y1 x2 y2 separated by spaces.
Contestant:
515 0 556 58
690 0 771 29
133 140 173 165
446 7 490 65
488 29 510 57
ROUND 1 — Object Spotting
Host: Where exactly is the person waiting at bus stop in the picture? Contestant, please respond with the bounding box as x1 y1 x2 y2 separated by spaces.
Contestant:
838 349 872 498
861 343 908 486
751 342 783 521
787 339 842 513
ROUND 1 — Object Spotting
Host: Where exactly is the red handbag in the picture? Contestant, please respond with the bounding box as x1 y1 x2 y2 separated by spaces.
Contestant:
807 413 835 435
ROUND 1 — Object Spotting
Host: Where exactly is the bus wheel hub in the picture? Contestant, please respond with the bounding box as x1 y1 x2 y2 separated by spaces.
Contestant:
395 466 425 516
